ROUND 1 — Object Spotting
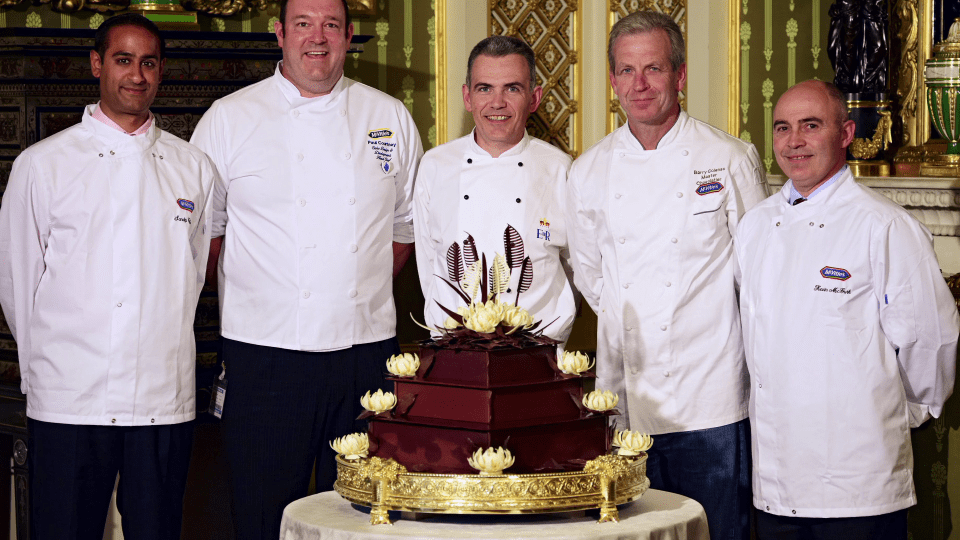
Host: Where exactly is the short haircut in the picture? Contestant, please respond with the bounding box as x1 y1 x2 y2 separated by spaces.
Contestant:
608 11 684 72
820 80 851 124
465 35 537 88
94 13 165 61
280 0 351 35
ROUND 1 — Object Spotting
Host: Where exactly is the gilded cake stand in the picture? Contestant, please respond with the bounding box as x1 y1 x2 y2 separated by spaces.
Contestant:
333 453 650 525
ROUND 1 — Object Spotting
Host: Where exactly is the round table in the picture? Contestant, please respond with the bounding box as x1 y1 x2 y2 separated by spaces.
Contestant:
279 489 709 540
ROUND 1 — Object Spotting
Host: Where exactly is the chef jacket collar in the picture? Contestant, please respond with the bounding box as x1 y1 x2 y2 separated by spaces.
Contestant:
780 166 851 210
465 128 532 158
274 61 347 110
618 109 689 152
81 103 160 151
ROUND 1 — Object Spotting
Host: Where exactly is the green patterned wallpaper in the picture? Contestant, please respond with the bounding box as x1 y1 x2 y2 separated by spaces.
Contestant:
738 0 834 176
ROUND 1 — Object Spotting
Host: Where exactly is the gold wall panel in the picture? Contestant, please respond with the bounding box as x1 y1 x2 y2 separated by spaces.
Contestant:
490 0 581 157
607 0 687 133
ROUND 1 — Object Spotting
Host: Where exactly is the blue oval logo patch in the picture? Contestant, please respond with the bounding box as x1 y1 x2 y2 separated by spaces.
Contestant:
177 198 195 213
696 182 724 195
820 266 851 281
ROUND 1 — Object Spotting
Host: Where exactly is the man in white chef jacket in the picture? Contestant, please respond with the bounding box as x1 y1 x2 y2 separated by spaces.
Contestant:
736 79 958 539
414 36 575 342
566 11 767 539
189 0 422 538
0 13 216 539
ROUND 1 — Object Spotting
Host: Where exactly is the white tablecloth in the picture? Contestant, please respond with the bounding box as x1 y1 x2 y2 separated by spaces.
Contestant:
279 489 709 540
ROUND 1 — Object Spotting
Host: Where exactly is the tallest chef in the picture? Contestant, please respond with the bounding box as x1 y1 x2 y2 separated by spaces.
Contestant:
414 35 575 343
189 0 423 537
565 10 767 540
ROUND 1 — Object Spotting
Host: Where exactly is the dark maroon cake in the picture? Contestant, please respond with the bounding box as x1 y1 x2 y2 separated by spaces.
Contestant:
367 344 612 475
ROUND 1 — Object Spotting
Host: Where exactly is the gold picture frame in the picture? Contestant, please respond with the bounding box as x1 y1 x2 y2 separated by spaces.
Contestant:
348 0 376 17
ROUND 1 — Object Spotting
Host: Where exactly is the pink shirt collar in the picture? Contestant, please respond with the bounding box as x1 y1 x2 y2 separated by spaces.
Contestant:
92 103 153 136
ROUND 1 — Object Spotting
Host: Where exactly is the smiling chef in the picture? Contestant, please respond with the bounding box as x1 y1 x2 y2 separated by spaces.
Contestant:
414 35 575 343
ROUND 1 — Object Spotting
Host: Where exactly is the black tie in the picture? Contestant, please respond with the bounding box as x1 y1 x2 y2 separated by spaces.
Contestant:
792 197 806 206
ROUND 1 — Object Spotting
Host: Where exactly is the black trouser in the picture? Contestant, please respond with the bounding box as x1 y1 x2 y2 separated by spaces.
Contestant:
29 419 194 540
756 508 908 540
219 337 395 540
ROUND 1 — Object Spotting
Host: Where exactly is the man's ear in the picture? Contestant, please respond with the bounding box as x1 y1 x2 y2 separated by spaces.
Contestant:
90 49 103 78
839 119 856 149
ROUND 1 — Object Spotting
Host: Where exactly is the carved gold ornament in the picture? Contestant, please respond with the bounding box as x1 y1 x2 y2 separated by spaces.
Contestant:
582 389 619 412
334 453 649 525
612 430 654 456
849 110 893 159
557 350 595 375
467 446 516 476
360 389 396 414
385 353 420 377
329 433 369 460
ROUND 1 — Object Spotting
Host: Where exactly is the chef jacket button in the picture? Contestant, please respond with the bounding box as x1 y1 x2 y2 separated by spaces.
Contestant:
516 198 521 203
339 109 346 117
630 366 638 374
625 326 633 331
663 371 670 377
792 510 796 515
302 291 310 299
615 193 622 199
151 418 155 423
670 238 678 243
618 237 625 244
349 244 358 253
298 198 306 207
766 506 770 511
660 324 667 331
159 155 164 160
343 152 351 159
809 222 814 226
759 383 762 388
664 281 671 287
820 224 824 228
518 162 524 167
293 110 300 118
297 153 304 162
349 289 358 298
98 153 103 157
681 150 689 156
623 283 629 289
348 197 356 205
676 192 683 198
776 222 781 227
467 158 473 164
116 302 122 307
464 194 470 200
109 150 115 155
111 419 116 424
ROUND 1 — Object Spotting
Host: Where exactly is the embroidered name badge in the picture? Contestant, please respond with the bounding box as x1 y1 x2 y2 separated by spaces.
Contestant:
696 182 724 195
537 218 551 241
367 128 397 168
820 266 851 281
177 198 195 212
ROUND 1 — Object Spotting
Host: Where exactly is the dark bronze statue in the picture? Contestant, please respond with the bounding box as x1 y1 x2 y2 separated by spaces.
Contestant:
828 0 889 94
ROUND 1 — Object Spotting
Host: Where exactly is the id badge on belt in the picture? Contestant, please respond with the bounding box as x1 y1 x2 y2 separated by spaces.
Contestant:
208 361 227 419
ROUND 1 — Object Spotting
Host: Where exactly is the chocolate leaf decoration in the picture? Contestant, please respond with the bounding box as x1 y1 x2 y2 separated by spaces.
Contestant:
446 242 464 283
356 410 376 421
480 254 488 304
515 256 533 304
463 234 478 267
435 274 471 305
397 393 417 416
436 300 464 323
488 253 509 297
461 261 481 302
503 224 524 269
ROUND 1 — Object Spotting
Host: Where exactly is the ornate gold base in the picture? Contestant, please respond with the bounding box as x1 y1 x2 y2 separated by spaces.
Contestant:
920 153 960 177
333 453 650 525
127 4 199 30
847 160 891 177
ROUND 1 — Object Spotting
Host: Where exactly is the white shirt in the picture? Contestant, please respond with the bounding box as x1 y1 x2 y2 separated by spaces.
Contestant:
735 169 958 518
0 105 217 426
566 111 767 434
190 66 423 352
414 131 575 342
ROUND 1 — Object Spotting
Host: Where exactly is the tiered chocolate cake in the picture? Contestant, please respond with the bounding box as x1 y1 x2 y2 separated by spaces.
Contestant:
367 344 611 475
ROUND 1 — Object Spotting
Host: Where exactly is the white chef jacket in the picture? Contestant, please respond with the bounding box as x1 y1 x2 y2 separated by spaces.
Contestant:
566 111 767 434
190 65 423 352
735 169 958 518
414 131 575 342
0 105 217 426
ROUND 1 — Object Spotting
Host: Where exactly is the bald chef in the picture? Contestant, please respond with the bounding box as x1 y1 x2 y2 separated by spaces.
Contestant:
414 35 575 342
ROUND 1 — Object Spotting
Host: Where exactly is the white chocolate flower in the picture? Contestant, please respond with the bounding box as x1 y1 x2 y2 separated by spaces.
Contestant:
501 304 534 329
360 389 397 413
464 302 501 333
443 316 461 329
582 389 619 412
558 351 595 375
612 430 653 456
467 446 515 475
386 353 420 377
329 432 369 460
